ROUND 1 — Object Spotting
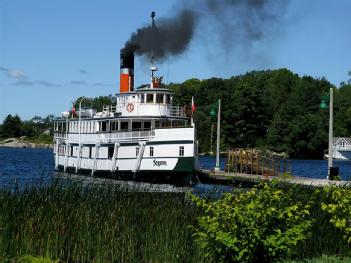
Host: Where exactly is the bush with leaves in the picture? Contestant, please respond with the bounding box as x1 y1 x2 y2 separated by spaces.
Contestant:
190 182 313 262
322 185 351 244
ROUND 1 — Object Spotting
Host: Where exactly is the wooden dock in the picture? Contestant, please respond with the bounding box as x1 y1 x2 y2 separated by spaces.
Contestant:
194 148 350 187
196 169 350 187
226 148 292 176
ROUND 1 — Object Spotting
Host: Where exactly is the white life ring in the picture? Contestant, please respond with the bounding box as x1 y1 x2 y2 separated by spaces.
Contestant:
126 103 134 112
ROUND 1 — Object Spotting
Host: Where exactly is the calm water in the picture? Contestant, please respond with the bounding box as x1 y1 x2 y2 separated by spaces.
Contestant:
1 147 351 189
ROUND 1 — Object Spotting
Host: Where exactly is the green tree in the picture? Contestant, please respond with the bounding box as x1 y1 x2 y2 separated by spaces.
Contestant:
1 114 22 138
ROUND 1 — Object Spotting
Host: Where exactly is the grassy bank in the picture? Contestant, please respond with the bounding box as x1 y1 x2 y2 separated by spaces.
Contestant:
2 178 351 262
0 178 210 262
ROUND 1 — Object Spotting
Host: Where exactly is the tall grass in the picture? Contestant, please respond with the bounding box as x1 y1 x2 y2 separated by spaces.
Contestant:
0 177 211 262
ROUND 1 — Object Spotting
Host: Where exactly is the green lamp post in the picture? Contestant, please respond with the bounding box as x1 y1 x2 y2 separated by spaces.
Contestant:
209 108 217 155
320 89 334 180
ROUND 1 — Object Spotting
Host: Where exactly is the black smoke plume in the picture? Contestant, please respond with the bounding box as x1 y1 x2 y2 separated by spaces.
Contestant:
122 0 288 60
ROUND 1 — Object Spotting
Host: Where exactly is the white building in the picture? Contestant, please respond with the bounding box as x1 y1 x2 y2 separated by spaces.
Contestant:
325 137 351 160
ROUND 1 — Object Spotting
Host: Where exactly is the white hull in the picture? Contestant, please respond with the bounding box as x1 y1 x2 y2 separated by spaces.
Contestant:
54 127 196 176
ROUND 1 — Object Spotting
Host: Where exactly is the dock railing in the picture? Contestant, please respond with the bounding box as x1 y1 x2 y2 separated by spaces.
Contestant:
226 148 291 177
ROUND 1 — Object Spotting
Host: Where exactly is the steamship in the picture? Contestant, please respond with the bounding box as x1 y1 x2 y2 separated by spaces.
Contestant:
53 52 197 184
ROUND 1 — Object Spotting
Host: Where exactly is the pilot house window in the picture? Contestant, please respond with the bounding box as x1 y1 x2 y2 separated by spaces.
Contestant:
147 94 153 103
132 122 141 131
156 94 163 103
120 122 128 131
150 147 154 157
144 121 151 130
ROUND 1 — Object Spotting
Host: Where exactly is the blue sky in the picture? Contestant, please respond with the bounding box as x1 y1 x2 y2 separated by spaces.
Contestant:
0 0 350 121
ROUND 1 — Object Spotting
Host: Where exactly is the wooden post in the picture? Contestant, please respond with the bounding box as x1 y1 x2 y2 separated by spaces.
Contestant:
250 151 253 175
246 150 249 174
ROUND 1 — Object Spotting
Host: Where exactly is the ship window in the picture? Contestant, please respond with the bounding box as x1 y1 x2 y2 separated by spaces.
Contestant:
172 120 185 127
156 93 163 103
120 121 128 131
132 122 141 131
110 121 117 131
147 94 153 103
155 120 160 128
58 145 65 156
89 147 92 158
101 121 107 132
108 146 114 159
140 94 145 103
165 94 170 104
150 147 154 157
144 121 151 130
179 146 184 157
136 147 139 157
161 119 171 128
70 145 74 156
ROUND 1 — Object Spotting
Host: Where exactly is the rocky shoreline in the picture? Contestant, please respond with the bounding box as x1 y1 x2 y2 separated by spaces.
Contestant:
0 137 53 149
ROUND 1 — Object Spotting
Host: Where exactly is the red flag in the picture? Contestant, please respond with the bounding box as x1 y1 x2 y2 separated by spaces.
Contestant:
71 105 76 117
191 96 196 113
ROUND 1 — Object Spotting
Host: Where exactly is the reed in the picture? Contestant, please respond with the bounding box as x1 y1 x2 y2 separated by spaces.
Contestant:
0 177 211 262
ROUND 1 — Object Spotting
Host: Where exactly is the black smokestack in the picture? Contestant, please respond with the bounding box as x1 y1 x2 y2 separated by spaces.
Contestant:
122 0 288 61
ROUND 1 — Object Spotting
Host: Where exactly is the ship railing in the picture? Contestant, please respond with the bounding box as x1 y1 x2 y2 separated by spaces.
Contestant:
98 130 155 143
169 106 186 117
103 105 117 113
113 102 186 117
54 132 68 143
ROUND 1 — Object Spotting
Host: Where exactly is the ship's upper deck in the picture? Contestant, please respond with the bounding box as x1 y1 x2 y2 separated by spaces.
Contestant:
112 87 185 118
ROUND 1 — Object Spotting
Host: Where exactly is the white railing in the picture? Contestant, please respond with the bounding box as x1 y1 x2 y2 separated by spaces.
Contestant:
103 105 117 113
98 130 155 143
54 132 68 141
114 102 186 117
169 105 186 117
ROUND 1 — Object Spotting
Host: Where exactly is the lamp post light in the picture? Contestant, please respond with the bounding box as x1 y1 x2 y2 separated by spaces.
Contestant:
209 108 217 155
320 88 334 180
214 99 221 172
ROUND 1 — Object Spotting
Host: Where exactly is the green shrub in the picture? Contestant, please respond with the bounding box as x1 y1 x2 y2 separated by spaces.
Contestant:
190 182 313 262
322 185 351 244
18 255 58 263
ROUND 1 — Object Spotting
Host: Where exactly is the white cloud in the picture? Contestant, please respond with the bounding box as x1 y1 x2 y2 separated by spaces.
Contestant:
7 69 27 80
0 67 27 80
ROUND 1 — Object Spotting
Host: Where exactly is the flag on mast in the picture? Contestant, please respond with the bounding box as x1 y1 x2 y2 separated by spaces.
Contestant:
71 104 76 118
191 96 196 113
191 96 195 126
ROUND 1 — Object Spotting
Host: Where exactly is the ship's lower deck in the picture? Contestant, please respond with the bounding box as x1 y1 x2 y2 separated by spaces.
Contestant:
54 127 197 185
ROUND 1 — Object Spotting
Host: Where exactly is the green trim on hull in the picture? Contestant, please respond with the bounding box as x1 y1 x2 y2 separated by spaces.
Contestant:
173 157 194 172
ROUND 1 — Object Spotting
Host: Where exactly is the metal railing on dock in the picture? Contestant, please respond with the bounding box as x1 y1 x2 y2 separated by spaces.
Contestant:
226 148 291 177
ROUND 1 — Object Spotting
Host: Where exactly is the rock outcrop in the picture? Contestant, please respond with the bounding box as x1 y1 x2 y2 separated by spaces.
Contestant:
0 138 53 149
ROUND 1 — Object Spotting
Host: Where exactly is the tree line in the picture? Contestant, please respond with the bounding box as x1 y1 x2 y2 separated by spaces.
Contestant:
1 69 350 158
169 69 351 159
0 115 54 143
